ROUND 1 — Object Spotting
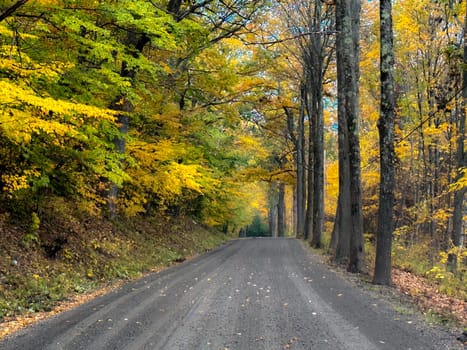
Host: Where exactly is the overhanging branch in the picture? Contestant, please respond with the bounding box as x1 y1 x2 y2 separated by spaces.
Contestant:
0 0 29 22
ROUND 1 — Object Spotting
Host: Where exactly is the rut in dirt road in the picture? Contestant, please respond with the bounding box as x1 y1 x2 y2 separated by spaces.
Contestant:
0 238 461 350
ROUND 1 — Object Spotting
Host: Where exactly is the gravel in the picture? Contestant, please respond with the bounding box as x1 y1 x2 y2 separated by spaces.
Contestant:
0 238 463 350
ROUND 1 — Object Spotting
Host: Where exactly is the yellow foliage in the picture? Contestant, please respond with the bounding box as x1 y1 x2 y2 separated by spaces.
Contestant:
31 0 61 5
362 169 380 189
234 135 268 161
432 208 451 222
1 109 78 144
424 123 448 138
325 160 338 217
395 140 412 161
149 163 205 198
129 139 186 165
0 45 74 80
439 251 448 264
426 265 446 281
0 81 115 121
0 79 116 151
0 24 37 40
1 169 40 194
127 137 214 209
120 192 147 217
450 168 467 191
202 181 268 227
2 175 29 193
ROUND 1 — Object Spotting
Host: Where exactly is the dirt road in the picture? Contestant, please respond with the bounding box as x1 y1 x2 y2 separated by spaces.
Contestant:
0 238 461 349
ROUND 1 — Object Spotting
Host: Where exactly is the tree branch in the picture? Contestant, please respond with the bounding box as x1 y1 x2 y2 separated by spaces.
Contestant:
243 30 338 46
0 0 29 22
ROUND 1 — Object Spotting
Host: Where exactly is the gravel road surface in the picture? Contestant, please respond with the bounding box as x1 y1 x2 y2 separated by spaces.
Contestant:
0 238 462 349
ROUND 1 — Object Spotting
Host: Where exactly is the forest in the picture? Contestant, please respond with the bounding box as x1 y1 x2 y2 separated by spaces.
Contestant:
0 0 466 327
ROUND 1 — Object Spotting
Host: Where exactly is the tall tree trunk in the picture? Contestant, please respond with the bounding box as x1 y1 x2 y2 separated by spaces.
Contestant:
333 0 351 264
304 71 314 241
334 0 364 272
311 0 325 248
346 0 364 273
330 192 340 252
302 0 325 248
278 182 286 237
374 0 395 285
312 88 324 248
293 185 298 236
285 106 300 237
268 181 279 237
297 86 307 238
269 205 278 238
448 9 467 272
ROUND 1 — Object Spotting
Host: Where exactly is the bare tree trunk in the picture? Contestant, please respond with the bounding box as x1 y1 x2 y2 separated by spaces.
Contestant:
330 194 340 252
293 188 298 236
312 90 324 248
334 0 364 272
268 181 279 237
278 182 286 237
448 9 467 272
302 0 325 249
297 86 307 238
346 0 364 273
304 71 314 241
333 0 351 264
269 206 278 237
374 0 395 285
285 106 301 237
311 0 325 248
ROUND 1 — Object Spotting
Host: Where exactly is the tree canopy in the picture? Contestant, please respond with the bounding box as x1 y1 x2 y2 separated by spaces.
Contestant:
0 0 466 285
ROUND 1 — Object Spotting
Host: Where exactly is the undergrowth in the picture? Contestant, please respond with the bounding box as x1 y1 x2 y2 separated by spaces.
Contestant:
362 235 466 301
318 228 466 327
0 203 230 322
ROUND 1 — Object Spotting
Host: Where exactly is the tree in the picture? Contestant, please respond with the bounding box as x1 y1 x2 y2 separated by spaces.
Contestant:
334 0 365 272
277 181 286 237
373 0 395 285
0 1 130 214
270 0 334 243
448 5 467 273
0 0 273 230
246 212 269 237
268 182 279 237
305 1 333 248
297 85 307 238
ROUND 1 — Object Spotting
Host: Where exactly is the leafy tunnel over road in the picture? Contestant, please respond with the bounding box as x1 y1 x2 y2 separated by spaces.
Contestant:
0 238 462 349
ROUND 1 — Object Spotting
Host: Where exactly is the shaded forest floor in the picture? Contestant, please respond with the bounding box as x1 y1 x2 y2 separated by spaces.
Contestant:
0 203 230 339
322 254 466 330
392 269 466 327
303 241 466 334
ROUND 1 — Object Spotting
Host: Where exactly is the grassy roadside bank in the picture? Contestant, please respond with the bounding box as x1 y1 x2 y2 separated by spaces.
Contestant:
0 209 231 337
